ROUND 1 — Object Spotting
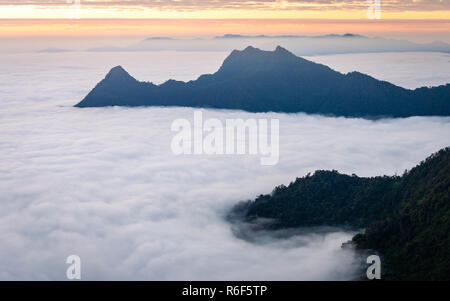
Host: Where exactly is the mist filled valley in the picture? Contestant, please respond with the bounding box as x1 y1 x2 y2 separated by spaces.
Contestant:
0 46 449 280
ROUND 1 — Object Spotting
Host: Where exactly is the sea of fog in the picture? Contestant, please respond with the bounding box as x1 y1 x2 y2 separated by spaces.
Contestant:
0 51 449 280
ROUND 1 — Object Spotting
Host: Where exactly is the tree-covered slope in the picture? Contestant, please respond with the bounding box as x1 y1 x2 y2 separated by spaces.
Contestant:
75 46 450 118
353 148 450 280
231 147 450 280
238 171 401 229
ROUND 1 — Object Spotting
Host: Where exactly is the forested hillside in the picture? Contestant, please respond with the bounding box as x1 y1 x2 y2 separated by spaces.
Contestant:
231 148 450 280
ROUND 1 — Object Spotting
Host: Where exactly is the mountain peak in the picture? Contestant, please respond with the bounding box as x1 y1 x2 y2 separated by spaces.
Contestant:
106 65 127 76
104 65 136 83
218 45 299 74
237 45 293 56
274 45 292 54
243 45 258 52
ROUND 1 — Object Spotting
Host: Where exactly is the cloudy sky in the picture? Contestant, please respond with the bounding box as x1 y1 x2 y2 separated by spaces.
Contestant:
0 0 448 14
0 0 448 38
1 0 448 18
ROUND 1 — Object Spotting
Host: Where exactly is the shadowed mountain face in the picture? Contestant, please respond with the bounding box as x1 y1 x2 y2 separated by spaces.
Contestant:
230 147 450 280
75 46 450 118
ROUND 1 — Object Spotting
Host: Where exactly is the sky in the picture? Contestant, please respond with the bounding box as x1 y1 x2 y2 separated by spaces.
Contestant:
0 0 449 38
0 0 449 19
1 0 449 282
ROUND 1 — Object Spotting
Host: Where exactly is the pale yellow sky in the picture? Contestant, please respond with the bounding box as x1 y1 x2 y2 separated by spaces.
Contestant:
0 1 448 37
1 0 449 19
2 19 448 40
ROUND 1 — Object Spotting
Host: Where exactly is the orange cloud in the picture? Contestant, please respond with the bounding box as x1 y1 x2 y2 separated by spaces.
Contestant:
1 18 449 38
0 1 449 19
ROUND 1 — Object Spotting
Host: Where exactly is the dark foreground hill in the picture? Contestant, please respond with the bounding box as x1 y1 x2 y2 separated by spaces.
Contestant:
230 147 450 280
75 46 450 118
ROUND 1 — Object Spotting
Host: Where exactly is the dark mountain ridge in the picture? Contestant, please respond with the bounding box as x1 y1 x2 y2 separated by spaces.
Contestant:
229 147 450 280
75 46 450 118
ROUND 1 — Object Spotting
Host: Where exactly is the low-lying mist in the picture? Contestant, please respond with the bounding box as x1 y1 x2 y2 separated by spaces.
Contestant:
1 104 449 280
0 51 449 280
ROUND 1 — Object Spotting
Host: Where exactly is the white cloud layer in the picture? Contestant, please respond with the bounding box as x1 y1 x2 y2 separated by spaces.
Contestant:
0 51 449 280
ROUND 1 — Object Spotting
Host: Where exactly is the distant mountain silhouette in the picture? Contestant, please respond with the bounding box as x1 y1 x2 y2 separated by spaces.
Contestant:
145 37 174 40
36 48 72 53
214 33 366 39
75 46 450 117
